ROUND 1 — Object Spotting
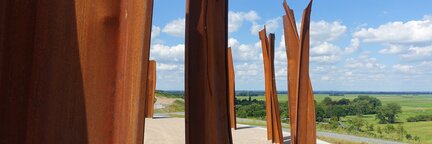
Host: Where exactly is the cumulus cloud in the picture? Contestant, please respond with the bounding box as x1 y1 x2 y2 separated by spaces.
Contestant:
311 21 347 43
354 15 432 61
345 38 360 54
151 25 161 38
379 44 406 54
251 17 281 35
354 15 432 44
229 11 260 33
150 44 184 62
157 63 181 71
345 55 386 71
401 46 432 61
393 64 415 73
162 18 185 37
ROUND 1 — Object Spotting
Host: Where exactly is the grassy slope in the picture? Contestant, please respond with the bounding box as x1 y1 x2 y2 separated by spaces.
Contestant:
238 94 432 143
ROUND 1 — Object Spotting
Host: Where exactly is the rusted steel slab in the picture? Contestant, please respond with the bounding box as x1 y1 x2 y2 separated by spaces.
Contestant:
137 0 155 143
145 60 157 118
260 29 273 140
282 0 316 143
185 0 233 143
227 47 237 129
0 0 152 143
259 28 284 143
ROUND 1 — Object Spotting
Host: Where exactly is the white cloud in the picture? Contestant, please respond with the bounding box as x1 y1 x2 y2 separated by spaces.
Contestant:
236 42 261 61
228 38 239 48
345 56 386 70
229 11 260 33
321 76 332 81
401 46 432 61
354 15 432 61
379 44 406 54
151 25 161 38
310 42 342 64
235 63 261 79
162 18 185 37
311 42 341 56
311 21 347 43
157 63 180 71
344 38 360 53
393 64 415 73
354 15 432 44
150 44 184 62
251 17 281 35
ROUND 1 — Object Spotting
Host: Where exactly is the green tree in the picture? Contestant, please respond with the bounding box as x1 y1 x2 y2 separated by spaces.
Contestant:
376 103 402 123
322 97 334 106
336 98 351 105
326 105 346 121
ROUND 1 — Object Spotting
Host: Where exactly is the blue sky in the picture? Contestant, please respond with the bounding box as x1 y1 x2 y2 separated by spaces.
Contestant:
150 0 432 91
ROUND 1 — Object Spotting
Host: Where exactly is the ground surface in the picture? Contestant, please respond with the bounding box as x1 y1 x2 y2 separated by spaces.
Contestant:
144 117 330 144
238 94 432 143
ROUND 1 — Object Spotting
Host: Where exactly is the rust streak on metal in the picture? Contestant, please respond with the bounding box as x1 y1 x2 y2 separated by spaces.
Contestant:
227 47 237 129
185 0 232 143
282 0 316 143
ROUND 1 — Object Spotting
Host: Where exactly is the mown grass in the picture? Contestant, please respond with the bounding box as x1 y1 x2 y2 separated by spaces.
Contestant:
317 136 367 144
238 94 432 143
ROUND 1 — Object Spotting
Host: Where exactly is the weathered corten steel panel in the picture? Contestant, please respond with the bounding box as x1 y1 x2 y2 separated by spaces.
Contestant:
0 0 152 143
260 29 273 141
282 0 316 143
145 60 157 118
137 0 154 143
227 47 237 129
283 2 300 144
268 33 284 144
185 0 233 144
259 29 284 143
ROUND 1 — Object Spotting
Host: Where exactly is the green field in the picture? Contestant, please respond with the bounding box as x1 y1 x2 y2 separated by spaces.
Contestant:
238 94 432 143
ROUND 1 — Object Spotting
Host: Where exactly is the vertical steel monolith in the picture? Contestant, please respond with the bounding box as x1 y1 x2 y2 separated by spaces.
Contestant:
185 0 233 143
137 0 154 143
227 47 237 129
145 60 157 118
259 28 284 143
282 0 316 143
0 0 153 144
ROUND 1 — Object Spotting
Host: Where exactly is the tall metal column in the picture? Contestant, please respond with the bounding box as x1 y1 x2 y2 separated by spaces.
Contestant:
283 0 316 143
185 0 232 143
259 28 284 143
145 60 157 118
227 47 237 129
0 0 152 143
137 0 154 143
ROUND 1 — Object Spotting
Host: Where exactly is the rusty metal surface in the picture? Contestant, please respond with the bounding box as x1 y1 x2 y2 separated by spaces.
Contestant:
145 60 157 118
282 0 316 143
227 47 237 129
0 0 151 143
259 29 284 143
185 0 232 143
137 0 154 143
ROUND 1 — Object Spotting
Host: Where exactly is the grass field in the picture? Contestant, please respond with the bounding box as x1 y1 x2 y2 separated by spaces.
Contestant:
238 94 432 143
